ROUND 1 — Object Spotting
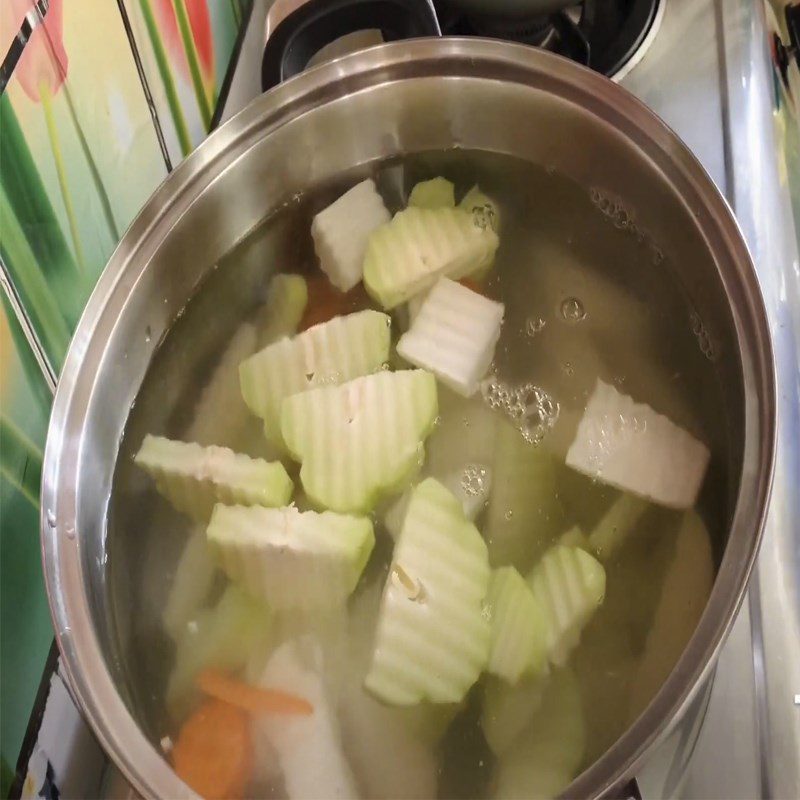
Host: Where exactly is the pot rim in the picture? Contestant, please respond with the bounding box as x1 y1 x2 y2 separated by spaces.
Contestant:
40 37 776 800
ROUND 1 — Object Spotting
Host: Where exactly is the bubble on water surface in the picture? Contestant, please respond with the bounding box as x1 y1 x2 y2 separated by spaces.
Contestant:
461 464 487 497
525 317 547 337
559 297 586 323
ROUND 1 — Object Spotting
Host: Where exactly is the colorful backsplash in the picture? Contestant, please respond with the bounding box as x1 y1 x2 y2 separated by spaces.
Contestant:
0 1 251 792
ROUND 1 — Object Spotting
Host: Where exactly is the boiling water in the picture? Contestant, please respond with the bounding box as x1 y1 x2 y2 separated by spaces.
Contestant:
110 151 730 798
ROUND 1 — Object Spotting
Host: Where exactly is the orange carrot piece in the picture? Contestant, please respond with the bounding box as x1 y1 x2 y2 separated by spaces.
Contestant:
196 668 313 717
172 699 252 800
458 277 489 296
299 275 370 331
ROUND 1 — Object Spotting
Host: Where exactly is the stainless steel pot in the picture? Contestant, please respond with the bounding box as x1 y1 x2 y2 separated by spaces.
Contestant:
41 39 775 799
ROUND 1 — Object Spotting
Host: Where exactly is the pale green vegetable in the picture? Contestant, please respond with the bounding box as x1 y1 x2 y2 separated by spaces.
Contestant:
207 504 375 609
481 676 545 756
239 309 391 446
281 370 438 514
485 420 565 572
162 530 218 640
628 510 714 723
363 207 499 309
527 544 606 667
459 184 500 233
408 177 456 209
256 273 308 348
134 435 293 521
365 479 491 705
185 323 259 452
341 673 439 800
589 492 650 560
166 585 270 719
493 669 585 800
486 566 548 684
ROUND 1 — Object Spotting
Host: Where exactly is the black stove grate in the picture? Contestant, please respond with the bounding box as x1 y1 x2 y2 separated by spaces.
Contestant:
434 0 661 77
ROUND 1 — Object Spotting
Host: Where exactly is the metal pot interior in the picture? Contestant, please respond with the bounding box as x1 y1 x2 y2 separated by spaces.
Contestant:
42 40 773 800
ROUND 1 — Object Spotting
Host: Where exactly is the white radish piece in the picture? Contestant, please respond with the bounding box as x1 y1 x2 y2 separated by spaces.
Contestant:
312 178 390 292
397 278 504 398
255 638 359 800
566 379 711 509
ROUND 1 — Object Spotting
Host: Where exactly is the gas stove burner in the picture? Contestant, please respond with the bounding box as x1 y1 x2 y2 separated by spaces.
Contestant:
435 0 664 79
464 13 557 47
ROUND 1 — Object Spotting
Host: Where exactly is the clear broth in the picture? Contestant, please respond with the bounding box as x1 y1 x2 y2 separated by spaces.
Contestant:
110 151 730 798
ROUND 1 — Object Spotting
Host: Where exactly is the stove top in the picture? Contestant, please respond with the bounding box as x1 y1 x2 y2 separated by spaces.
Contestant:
434 0 663 77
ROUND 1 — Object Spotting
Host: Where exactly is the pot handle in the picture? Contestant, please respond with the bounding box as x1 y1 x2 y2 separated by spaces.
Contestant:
261 0 441 91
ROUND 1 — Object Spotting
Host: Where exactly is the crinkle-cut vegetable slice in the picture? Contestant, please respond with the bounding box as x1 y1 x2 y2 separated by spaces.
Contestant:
527 544 606 667
239 309 391 445
566 379 710 509
162 529 218 640
459 184 501 233
627 510 714 723
363 207 499 309
312 178 390 292
134 435 293 521
281 369 438 514
408 177 456 209
256 273 308 348
365 478 491 704
397 278 504 398
486 566 548 684
484 420 565 573
166 585 270 720
481 675 545 756
207 504 375 609
493 668 585 800
255 637 360 800
185 323 258 451
589 492 650 560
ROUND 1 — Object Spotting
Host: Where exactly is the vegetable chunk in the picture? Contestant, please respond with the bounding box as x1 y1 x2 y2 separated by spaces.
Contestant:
366 479 491 704
134 435 293 521
397 278 504 398
566 379 710 509
207 504 375 609
281 369 438 513
312 178 390 292
363 207 499 309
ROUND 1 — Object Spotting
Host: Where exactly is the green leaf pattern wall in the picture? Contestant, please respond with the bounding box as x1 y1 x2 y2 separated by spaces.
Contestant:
0 0 251 790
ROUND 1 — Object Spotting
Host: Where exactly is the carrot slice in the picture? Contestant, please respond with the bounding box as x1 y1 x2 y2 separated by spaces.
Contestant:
458 277 489 297
196 668 313 717
172 699 252 800
299 275 370 331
